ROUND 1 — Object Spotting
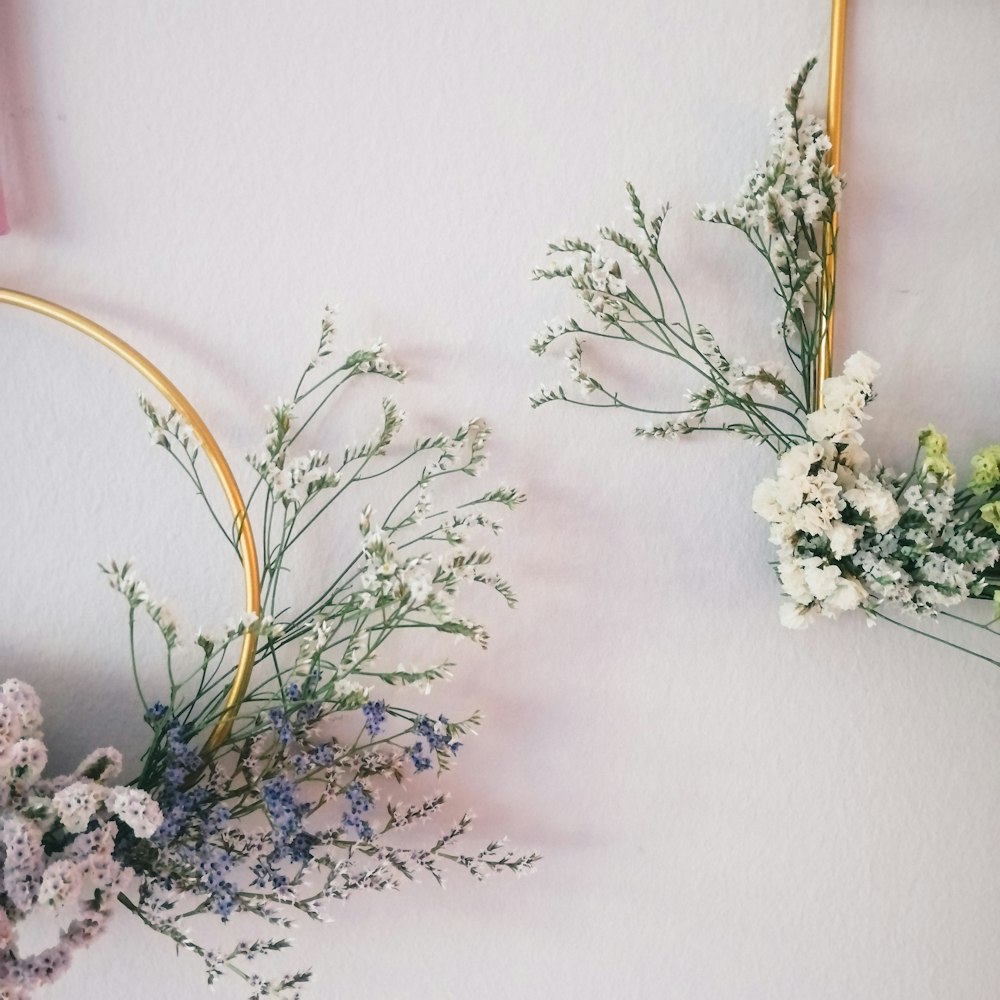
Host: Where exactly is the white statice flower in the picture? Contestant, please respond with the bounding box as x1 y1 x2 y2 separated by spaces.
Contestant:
107 787 163 839
269 449 339 509
793 468 842 531
248 400 339 512
101 559 151 609
843 475 900 533
0 701 19 752
820 374 869 414
565 339 599 394
777 441 827 479
688 60 844 379
138 396 196 452
223 611 286 643
826 521 862 559
3 737 48 786
1 679 43 737
530 318 573 356
805 405 862 446
347 339 407 379
842 351 880 386
406 572 434 607
801 189 829 225
309 308 338 370
707 60 842 246
779 602 817 630
728 360 790 401
332 678 370 701
37 858 84 908
1 815 45 911
294 617 337 663
357 514 429 607
412 488 432 524
777 559 817 606
637 418 700 440
839 441 872 475
824 575 867 613
52 781 105 835
752 476 807 523
762 185 797 236
800 557 844 601
563 249 628 322
755 352 1000 627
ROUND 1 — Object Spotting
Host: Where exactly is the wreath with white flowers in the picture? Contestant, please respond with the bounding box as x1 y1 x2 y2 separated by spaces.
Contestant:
532 57 1000 664
1 312 536 999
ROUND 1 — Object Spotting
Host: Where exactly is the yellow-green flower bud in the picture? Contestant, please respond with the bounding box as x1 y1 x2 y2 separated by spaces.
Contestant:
918 427 955 482
918 425 949 457
970 444 1000 494
981 501 1000 534
923 453 956 482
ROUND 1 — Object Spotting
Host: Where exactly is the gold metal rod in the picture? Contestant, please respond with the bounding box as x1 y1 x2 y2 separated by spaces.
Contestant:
817 0 847 408
0 288 259 754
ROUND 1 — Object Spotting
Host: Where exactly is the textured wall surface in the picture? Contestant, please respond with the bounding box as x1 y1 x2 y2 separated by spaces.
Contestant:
2 2 1000 998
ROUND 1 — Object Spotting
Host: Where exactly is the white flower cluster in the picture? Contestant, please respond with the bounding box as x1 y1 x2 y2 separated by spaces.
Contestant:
529 317 580 357
355 506 492 647
697 59 842 237
565 339 600 395
101 560 179 649
138 396 196 453
754 353 1000 628
358 505 436 612
533 242 628 323
247 400 340 510
344 340 407 380
696 60 841 344
0 679 162 996
266 449 339 509
727 359 791 402
573 251 628 320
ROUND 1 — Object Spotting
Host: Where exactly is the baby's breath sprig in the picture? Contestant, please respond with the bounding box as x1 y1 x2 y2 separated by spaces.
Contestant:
532 59 836 452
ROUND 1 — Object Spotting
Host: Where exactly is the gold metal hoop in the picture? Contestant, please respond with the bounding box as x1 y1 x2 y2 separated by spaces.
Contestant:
0 288 259 755
817 0 847 405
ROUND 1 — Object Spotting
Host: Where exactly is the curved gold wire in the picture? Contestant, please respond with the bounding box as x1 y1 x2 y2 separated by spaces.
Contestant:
0 288 259 755
817 0 847 406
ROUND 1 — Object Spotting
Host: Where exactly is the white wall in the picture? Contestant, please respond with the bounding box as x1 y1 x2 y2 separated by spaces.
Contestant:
3 2 1000 998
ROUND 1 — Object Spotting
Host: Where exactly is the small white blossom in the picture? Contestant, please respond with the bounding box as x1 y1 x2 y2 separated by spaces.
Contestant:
52 781 105 834
842 351 880 386
107 787 163 839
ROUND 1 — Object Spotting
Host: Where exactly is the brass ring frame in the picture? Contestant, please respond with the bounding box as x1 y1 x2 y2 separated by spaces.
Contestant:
0 288 259 755
817 0 847 405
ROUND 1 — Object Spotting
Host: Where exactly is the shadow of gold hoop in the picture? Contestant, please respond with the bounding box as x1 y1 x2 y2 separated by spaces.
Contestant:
0 288 259 755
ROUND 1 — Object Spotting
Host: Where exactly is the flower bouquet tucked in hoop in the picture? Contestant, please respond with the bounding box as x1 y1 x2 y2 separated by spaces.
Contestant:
2 313 536 999
532 58 1000 662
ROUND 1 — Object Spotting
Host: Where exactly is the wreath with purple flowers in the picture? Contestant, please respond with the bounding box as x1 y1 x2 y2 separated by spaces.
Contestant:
1 313 536 999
